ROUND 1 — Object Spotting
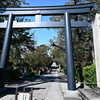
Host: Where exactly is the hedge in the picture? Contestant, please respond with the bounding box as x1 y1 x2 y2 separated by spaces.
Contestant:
83 64 97 88
75 64 97 88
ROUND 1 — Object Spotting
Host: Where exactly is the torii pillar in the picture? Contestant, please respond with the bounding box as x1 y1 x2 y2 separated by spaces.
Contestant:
93 13 100 87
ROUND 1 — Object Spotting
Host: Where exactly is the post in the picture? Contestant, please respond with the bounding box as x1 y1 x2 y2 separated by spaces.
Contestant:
64 12 76 90
92 13 100 87
0 14 14 88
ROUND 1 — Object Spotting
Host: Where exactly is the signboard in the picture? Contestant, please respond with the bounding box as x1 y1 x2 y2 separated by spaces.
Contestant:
18 93 30 100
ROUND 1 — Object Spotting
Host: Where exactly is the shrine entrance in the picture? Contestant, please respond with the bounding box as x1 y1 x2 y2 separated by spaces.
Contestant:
0 3 94 90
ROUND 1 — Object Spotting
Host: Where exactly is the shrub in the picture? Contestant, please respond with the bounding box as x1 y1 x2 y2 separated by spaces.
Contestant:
83 64 97 88
29 72 35 76
6 69 21 82
34 69 39 75
62 68 67 75
75 67 83 82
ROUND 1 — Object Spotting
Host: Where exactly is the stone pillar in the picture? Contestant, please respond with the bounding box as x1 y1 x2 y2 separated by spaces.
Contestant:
92 13 100 87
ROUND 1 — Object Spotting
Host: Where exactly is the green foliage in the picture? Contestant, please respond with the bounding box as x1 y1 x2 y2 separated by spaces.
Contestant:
9 29 36 66
0 0 35 67
62 68 67 75
0 0 29 7
34 69 39 75
49 0 97 68
83 64 97 88
75 67 83 82
6 69 21 82
49 29 66 68
50 46 66 68
75 64 97 88
24 45 53 71
29 71 35 76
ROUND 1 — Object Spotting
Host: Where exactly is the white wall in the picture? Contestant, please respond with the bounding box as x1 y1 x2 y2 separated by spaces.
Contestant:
92 13 100 87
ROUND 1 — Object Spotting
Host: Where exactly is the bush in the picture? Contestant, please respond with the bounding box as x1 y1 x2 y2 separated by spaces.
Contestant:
28 69 35 76
75 67 83 82
34 69 39 75
75 64 97 88
83 64 97 88
29 71 35 76
6 69 21 82
62 68 67 75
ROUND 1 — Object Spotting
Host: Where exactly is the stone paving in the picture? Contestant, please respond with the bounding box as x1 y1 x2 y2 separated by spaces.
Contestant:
0 72 82 100
0 72 64 100
45 73 64 100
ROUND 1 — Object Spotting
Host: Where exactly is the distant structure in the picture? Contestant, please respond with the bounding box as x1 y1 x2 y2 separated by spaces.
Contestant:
51 62 58 67
51 62 58 69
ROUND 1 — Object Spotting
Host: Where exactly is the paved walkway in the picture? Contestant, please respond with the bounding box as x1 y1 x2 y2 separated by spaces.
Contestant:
45 73 64 100
0 72 81 100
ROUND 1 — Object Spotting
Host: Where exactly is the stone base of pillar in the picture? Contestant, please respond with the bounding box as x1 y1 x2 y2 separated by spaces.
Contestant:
64 90 80 97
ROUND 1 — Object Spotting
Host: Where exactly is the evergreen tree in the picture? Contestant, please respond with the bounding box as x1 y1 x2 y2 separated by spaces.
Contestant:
0 0 36 66
24 45 53 71
50 0 97 68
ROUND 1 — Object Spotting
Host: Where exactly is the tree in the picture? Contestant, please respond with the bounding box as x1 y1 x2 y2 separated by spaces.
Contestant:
9 28 36 66
50 45 66 68
23 45 53 72
49 0 97 68
0 0 36 67
0 0 29 7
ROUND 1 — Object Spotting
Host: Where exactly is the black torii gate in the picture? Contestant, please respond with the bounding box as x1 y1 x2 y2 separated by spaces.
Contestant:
0 3 94 90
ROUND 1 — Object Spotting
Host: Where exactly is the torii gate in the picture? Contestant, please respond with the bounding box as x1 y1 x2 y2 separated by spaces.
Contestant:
0 3 94 90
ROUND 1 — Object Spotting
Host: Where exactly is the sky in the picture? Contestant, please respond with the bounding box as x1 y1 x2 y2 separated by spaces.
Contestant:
25 0 68 6
22 0 69 46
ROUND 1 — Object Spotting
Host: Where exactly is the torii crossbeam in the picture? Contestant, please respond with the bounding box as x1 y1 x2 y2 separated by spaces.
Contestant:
0 3 94 90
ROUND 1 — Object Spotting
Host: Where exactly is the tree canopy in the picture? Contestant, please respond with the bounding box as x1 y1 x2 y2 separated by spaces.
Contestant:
0 0 36 67
49 0 98 68
24 45 53 72
0 0 29 7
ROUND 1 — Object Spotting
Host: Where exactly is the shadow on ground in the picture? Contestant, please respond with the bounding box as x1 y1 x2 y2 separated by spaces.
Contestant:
0 73 68 98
